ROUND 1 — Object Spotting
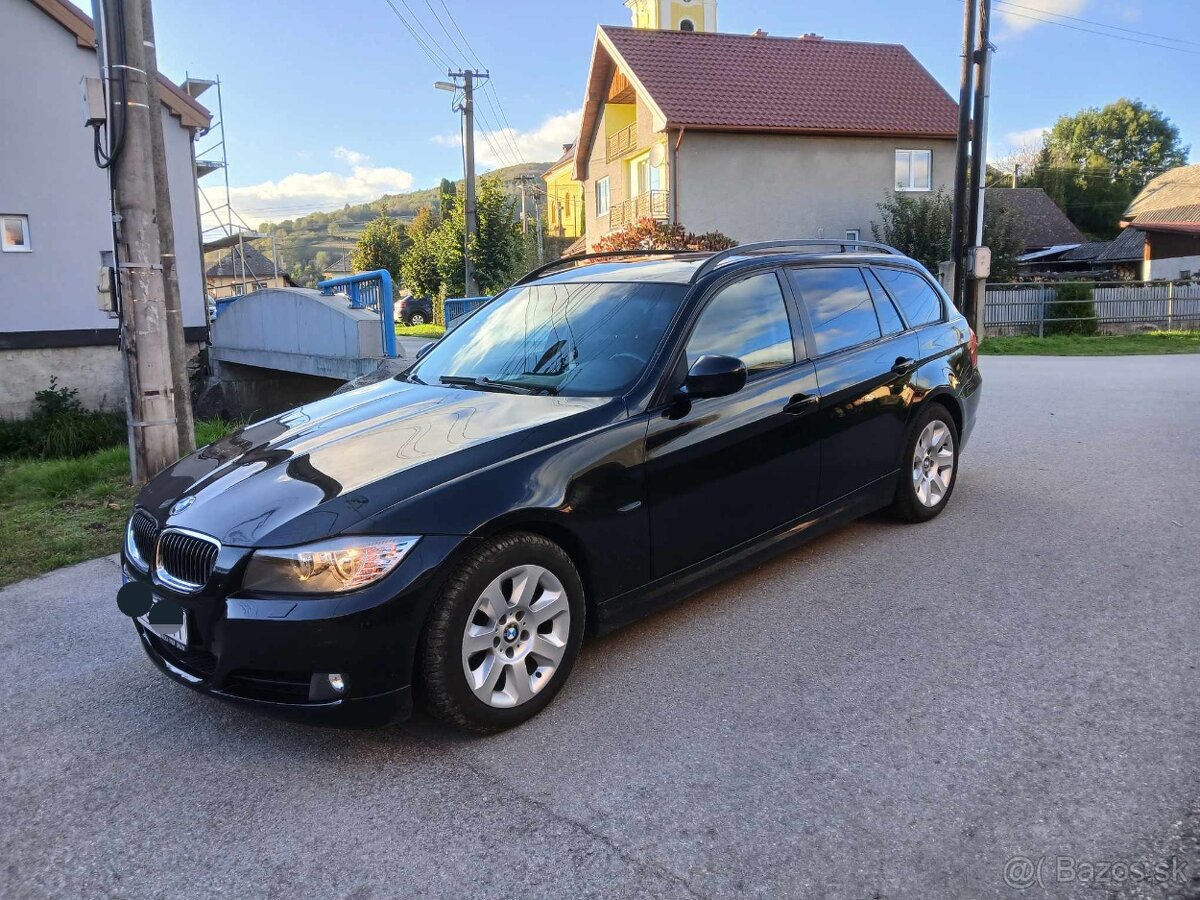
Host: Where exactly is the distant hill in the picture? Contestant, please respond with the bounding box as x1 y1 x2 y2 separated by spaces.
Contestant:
252 161 552 286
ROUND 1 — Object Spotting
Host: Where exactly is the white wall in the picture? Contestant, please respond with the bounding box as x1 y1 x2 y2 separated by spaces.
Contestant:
0 0 206 336
1146 255 1200 281
674 132 958 244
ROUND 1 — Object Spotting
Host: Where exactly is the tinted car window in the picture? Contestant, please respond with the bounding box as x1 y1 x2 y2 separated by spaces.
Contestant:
411 281 682 396
874 266 944 327
686 272 794 374
865 269 905 335
789 267 881 356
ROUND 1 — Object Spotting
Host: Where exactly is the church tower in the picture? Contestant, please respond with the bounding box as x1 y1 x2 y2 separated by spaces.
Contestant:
625 0 717 32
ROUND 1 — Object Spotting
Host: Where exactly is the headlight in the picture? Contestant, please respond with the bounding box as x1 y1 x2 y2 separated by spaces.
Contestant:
241 536 419 595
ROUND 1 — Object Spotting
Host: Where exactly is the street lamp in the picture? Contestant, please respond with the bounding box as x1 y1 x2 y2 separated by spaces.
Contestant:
433 72 486 297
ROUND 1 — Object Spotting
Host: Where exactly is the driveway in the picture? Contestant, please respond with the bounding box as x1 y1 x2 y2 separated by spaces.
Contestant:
2 355 1198 900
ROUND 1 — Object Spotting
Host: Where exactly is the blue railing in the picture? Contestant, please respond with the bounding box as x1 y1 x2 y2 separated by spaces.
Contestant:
317 270 397 358
444 296 491 327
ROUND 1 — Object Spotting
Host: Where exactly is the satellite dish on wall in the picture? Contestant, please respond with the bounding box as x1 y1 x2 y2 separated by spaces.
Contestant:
649 144 666 167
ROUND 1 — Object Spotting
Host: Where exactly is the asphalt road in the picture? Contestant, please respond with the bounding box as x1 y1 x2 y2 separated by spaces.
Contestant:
2 355 1198 900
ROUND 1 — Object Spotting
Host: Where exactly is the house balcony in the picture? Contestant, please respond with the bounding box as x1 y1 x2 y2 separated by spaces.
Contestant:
608 190 669 231
606 123 639 162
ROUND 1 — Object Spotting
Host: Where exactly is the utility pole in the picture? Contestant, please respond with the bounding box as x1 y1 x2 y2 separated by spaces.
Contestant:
1012 163 1020 188
101 0 181 480
141 0 194 456
533 193 545 266
436 70 487 296
965 0 993 334
949 0 978 311
518 178 529 234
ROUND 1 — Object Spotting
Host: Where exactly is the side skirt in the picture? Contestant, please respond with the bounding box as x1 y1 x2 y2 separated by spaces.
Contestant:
595 472 898 633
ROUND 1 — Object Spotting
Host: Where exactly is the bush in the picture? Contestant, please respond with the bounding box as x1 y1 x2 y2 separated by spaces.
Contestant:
1044 283 1099 336
0 378 125 459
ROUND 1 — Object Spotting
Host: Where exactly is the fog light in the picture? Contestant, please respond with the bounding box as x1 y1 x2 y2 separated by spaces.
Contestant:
309 672 349 701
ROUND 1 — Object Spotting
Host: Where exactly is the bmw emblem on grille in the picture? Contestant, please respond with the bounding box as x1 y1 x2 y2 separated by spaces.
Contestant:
170 496 196 516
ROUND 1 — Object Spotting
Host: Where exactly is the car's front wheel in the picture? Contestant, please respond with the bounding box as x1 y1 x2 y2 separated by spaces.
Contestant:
416 533 585 732
890 402 959 522
407 311 428 326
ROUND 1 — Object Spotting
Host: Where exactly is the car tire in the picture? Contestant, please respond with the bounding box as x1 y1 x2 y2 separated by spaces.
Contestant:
408 312 428 326
890 401 960 523
416 532 585 733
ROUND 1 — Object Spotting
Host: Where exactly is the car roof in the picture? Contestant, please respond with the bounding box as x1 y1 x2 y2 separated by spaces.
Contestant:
530 249 922 287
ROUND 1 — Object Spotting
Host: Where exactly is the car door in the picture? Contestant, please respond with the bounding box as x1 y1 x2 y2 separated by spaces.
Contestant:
645 269 822 579
786 265 920 505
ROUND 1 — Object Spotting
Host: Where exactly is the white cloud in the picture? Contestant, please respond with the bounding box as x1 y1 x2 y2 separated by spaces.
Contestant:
208 149 414 226
996 0 1090 33
332 146 369 166
433 109 582 169
1004 125 1051 150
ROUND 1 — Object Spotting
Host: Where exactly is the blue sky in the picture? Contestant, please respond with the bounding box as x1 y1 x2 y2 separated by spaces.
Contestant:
107 0 1200 226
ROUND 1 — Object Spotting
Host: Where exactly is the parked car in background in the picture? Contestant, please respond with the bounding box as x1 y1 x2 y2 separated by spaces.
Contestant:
120 241 981 733
398 294 434 326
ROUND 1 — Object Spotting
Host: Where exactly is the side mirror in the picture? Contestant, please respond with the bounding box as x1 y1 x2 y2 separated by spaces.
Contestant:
681 354 747 400
415 342 433 360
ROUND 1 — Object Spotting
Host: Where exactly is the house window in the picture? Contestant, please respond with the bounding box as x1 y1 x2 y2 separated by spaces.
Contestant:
596 177 611 216
2 215 31 252
845 229 861 242
680 19 695 31
895 150 932 191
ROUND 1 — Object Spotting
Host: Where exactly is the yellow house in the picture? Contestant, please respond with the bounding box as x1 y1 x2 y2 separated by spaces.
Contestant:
544 144 584 239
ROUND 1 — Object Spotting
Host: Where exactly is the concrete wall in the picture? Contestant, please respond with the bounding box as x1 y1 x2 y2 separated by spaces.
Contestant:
1147 255 1200 281
0 342 203 419
0 0 206 336
674 132 958 244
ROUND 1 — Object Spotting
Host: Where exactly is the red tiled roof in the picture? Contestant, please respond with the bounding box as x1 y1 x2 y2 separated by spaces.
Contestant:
600 26 958 137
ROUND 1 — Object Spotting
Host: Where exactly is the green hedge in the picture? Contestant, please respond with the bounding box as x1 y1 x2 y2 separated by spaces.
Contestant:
1044 283 1099 336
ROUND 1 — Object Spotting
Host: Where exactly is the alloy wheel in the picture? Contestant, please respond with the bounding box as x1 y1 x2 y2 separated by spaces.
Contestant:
461 565 571 708
410 313 427 326
912 420 955 507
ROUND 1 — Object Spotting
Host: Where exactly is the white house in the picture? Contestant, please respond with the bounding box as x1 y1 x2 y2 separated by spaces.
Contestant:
0 0 211 418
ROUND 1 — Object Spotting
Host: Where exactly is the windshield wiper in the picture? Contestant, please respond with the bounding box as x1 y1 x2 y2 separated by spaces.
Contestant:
439 375 537 395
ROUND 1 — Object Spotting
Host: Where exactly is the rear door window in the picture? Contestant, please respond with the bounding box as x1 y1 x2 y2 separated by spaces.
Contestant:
873 266 945 327
687 271 794 374
864 268 906 335
787 267 881 356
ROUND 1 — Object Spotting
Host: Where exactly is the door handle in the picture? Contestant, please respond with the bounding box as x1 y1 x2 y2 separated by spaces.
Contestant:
892 357 917 375
783 393 819 415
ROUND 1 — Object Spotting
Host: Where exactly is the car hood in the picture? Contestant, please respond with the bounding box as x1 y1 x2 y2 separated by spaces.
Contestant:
137 378 607 547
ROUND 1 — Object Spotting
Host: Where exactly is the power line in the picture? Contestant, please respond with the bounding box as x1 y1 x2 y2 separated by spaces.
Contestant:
993 0 1200 48
382 0 452 70
990 3 1200 55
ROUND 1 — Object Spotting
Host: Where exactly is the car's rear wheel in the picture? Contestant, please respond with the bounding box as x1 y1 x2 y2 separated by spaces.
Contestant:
407 311 428 326
416 533 585 733
890 402 959 522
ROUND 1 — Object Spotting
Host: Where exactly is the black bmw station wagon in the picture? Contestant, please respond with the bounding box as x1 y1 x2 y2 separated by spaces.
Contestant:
122 241 981 732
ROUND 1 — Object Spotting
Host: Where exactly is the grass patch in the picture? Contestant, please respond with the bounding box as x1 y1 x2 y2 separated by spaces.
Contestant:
981 331 1200 356
0 418 245 588
395 323 445 338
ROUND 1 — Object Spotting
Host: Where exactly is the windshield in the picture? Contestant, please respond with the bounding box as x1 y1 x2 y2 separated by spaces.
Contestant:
410 281 684 397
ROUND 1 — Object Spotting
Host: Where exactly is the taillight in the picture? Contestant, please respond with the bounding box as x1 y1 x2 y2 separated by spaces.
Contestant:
968 328 979 367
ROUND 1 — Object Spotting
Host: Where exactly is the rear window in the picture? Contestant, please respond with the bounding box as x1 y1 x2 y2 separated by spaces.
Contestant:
873 266 944 327
788 267 881 356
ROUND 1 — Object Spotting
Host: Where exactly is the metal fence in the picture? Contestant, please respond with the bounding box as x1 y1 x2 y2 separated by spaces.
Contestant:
444 296 491 327
984 281 1200 336
317 270 397 358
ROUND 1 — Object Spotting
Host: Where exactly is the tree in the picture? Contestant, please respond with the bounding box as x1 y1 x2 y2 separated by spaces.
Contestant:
591 219 737 252
351 215 407 281
399 206 441 299
1043 98 1188 190
870 188 1022 280
431 176 523 297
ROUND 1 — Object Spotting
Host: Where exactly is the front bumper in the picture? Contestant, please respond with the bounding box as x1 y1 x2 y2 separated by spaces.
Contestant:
123 534 471 725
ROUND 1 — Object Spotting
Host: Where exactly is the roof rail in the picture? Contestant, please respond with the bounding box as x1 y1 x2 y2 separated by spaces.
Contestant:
689 239 904 284
513 248 695 287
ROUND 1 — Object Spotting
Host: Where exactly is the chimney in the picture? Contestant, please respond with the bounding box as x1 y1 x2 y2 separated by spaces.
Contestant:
751 28 768 37
800 32 824 40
